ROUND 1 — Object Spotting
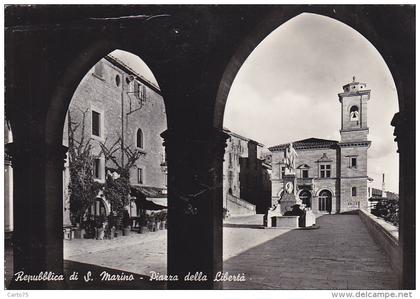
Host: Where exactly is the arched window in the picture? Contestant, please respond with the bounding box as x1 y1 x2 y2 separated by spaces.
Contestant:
318 190 332 212
136 128 143 148
350 105 359 122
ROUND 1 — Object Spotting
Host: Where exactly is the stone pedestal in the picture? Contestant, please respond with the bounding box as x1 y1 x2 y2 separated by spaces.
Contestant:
271 216 299 228
264 204 282 228
280 174 302 214
304 210 316 227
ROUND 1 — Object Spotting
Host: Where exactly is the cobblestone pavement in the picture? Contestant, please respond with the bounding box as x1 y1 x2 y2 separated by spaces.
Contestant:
64 230 167 276
63 214 398 290
223 214 398 290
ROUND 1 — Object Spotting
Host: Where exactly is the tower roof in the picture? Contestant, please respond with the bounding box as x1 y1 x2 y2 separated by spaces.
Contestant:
341 76 369 94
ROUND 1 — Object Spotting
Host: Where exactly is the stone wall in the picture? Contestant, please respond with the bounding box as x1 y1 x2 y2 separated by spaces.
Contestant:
339 145 369 211
358 209 401 284
226 193 256 217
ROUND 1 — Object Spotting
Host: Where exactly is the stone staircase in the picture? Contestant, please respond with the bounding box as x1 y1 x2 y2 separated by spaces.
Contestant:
226 193 256 217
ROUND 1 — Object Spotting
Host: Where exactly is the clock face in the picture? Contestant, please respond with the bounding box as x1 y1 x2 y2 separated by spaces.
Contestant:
285 182 293 194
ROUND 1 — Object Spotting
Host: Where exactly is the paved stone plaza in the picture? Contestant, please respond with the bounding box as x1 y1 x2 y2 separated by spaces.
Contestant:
60 214 398 289
223 214 398 289
64 229 168 276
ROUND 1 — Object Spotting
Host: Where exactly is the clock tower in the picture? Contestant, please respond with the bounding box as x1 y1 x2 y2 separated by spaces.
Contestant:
338 77 371 211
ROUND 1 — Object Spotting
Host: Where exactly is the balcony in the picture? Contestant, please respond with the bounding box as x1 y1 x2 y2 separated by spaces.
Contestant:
297 177 314 189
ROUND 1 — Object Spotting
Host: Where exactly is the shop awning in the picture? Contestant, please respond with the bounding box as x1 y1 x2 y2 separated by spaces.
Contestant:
130 186 167 210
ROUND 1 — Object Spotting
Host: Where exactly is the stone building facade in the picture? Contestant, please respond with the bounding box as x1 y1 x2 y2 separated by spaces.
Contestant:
270 78 371 214
223 129 272 215
62 54 167 224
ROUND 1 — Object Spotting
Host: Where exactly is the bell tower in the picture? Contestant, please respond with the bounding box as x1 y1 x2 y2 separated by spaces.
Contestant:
339 76 370 142
338 77 371 212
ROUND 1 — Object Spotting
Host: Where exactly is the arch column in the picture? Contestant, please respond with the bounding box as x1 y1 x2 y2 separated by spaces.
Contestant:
391 111 415 289
162 127 229 289
6 141 68 289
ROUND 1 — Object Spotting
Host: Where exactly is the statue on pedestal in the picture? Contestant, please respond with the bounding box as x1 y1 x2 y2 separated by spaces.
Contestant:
285 143 298 174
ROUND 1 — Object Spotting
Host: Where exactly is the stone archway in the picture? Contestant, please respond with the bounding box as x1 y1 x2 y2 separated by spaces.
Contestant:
213 8 414 289
318 190 332 213
5 6 414 290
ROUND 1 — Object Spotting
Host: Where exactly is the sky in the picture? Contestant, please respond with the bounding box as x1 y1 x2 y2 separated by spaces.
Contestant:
223 13 399 193
110 13 399 193
110 50 159 87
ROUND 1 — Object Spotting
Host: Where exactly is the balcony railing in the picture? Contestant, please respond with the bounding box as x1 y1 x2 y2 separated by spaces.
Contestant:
297 177 314 188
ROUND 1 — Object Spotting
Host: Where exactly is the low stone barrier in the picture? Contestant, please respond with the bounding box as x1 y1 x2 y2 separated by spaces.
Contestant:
226 194 256 217
358 209 401 281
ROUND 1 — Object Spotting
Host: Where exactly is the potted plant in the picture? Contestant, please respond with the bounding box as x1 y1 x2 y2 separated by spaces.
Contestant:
148 213 157 232
105 214 116 239
138 210 148 234
122 209 131 236
83 217 96 239
158 210 167 230
105 222 115 240
73 222 82 239
94 215 106 240
155 211 162 231
111 210 122 237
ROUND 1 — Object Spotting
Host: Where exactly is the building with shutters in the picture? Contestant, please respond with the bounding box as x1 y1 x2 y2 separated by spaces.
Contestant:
62 54 167 225
270 78 372 214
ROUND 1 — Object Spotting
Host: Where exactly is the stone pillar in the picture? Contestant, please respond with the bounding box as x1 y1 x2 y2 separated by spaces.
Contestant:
391 112 415 289
310 195 317 213
6 142 67 289
162 127 229 289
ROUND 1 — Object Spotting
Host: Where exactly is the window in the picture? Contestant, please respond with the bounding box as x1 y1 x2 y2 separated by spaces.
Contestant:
141 84 146 100
115 74 121 86
228 171 233 183
92 110 101 137
136 128 143 148
351 157 357 168
281 166 286 178
93 158 102 180
134 81 140 98
93 62 103 78
302 169 309 178
318 190 332 212
228 153 232 168
320 164 331 178
137 168 143 184
352 187 357 197
134 81 146 100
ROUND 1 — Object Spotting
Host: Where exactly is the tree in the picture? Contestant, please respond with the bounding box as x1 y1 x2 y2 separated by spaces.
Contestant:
67 107 145 229
98 135 145 229
67 109 102 226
